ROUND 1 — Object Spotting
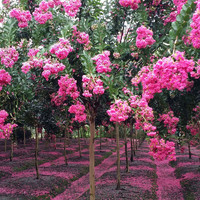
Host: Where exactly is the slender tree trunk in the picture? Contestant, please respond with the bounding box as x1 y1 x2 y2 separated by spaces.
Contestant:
23 127 26 148
35 126 39 179
78 128 82 158
100 126 102 150
5 138 7 152
124 125 129 173
130 120 134 162
188 142 192 159
41 130 43 141
67 129 70 146
64 126 68 165
116 123 121 190
81 127 83 138
135 130 138 150
10 135 13 161
89 115 95 200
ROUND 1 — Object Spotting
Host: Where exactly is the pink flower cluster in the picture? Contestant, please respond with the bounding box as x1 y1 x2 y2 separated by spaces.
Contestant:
82 75 104 97
42 59 66 81
33 0 53 24
163 11 177 26
0 69 11 91
189 0 200 49
173 0 187 14
132 51 195 100
158 111 179 134
190 59 200 79
9 8 32 28
50 38 73 59
48 0 62 7
119 0 141 10
68 101 86 122
92 51 112 73
72 26 90 48
130 96 156 134
62 0 81 17
136 26 156 49
0 123 17 139
50 93 67 106
0 110 8 124
149 138 176 161
21 58 44 74
186 124 199 136
28 48 40 58
0 110 17 139
107 99 131 122
58 75 79 100
0 47 19 68
21 53 65 80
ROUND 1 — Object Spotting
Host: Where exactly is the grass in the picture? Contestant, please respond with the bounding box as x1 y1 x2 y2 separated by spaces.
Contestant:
169 160 177 168
174 167 183 179
13 159 50 172
95 151 112 166
31 194 50 200
0 171 10 179
180 179 196 200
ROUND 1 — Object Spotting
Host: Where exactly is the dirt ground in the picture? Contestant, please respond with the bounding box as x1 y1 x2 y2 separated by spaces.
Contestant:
0 138 199 200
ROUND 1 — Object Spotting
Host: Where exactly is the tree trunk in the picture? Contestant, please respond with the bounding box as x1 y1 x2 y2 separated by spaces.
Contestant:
89 115 95 200
135 130 138 150
130 120 134 162
10 135 13 161
100 126 102 150
35 126 39 179
124 125 129 173
5 138 7 152
23 127 26 148
78 128 82 158
67 129 70 146
41 130 43 141
188 142 192 159
81 127 83 138
64 126 68 166
116 123 121 190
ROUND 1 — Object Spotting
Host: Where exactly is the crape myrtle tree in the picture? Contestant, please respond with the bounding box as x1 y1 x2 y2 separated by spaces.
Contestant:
0 0 200 199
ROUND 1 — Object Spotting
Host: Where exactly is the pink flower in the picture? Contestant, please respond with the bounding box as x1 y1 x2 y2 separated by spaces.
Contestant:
0 47 19 68
92 51 112 73
58 75 80 100
33 0 53 24
10 8 31 28
119 0 141 10
136 26 155 49
68 101 86 122
82 75 105 97
149 138 176 161
50 38 73 59
0 69 11 91
28 48 40 58
158 111 179 135
62 0 81 17
107 100 131 122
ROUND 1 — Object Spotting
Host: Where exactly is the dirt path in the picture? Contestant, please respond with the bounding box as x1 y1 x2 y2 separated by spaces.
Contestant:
53 142 127 200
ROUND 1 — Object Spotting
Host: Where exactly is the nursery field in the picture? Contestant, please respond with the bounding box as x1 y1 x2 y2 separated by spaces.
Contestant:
0 0 200 200
0 138 199 200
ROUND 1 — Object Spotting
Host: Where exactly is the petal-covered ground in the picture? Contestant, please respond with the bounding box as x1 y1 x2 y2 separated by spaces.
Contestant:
0 138 199 199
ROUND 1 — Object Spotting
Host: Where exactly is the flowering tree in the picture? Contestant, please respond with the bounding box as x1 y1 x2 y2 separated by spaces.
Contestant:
0 0 200 199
